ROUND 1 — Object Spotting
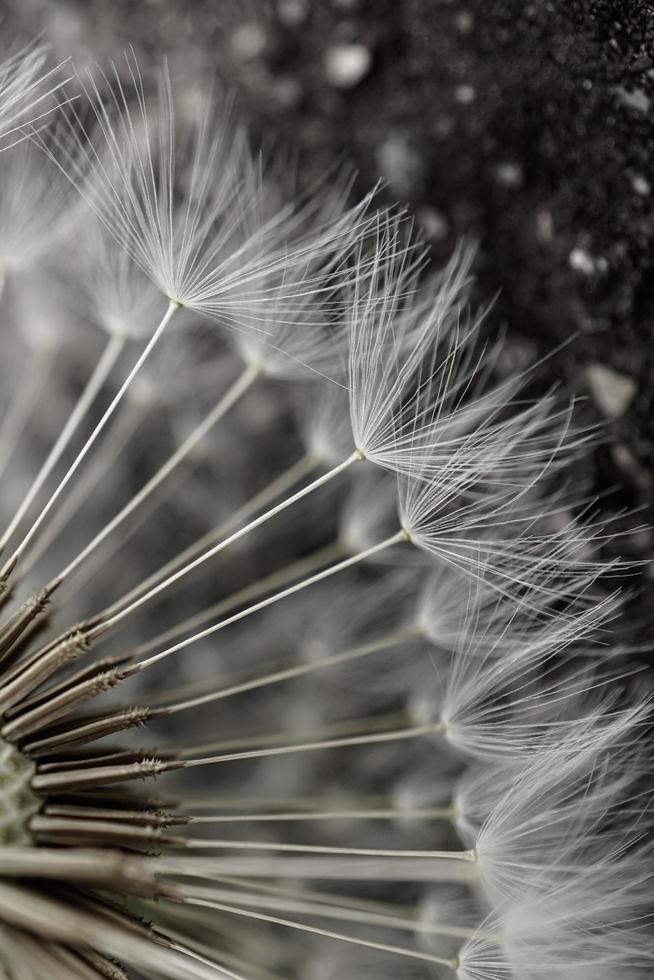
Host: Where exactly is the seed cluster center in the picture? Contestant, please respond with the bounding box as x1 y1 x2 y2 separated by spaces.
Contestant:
0 738 38 845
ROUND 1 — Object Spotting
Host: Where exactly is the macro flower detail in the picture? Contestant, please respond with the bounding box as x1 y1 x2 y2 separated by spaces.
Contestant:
47 51 378 338
0 46 651 980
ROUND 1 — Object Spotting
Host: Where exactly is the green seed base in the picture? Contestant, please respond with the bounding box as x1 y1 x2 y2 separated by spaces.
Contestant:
0 739 38 845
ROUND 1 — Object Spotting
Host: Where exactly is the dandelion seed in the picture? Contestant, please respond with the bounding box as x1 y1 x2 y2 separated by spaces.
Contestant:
47 51 378 335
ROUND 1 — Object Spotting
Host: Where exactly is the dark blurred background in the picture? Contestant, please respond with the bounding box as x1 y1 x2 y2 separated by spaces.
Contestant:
3 0 653 637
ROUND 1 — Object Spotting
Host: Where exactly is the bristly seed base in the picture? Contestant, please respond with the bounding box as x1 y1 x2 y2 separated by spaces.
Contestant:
0 738 37 845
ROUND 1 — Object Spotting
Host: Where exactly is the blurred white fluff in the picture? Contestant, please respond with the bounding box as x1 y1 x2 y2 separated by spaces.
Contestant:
298 383 354 467
0 43 69 149
0 141 80 286
458 858 653 980
409 574 628 760
66 215 170 339
473 708 651 902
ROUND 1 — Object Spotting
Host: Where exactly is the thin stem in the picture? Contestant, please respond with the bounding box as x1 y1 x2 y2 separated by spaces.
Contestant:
129 539 345 662
98 452 317 621
136 531 404 670
162 629 414 715
166 926 271 980
183 794 390 811
188 806 453 823
182 840 474 861
179 895 459 970
180 720 443 768
213 876 487 941
59 361 259 580
162 853 475 884
176 711 407 757
0 349 51 486
181 882 477 940
168 944 247 980
161 897 291 976
98 451 361 633
0 300 179 576
0 332 125 552
20 399 147 576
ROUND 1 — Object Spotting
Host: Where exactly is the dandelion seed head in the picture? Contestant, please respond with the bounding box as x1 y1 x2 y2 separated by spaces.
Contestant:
0 42 650 980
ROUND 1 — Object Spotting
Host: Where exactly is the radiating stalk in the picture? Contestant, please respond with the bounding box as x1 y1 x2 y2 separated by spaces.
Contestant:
182 839 475 861
0 300 179 579
161 629 415 715
188 806 453 823
180 719 444 768
20 400 148 576
0 332 125 552
128 539 345 661
178 882 479 940
97 452 317 621
97 450 362 633
0 350 51 486
179 894 460 970
135 531 405 670
59 362 259 580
